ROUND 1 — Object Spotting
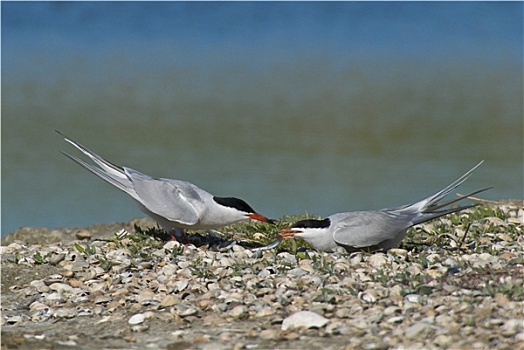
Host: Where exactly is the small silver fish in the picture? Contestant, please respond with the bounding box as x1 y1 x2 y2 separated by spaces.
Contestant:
250 238 282 252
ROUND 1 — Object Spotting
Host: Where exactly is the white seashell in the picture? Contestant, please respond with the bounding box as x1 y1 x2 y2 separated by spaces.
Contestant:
178 307 198 317
387 316 405 323
367 253 388 268
49 283 74 294
94 295 112 304
288 268 308 277
172 279 189 292
163 240 182 250
128 313 145 325
229 305 247 318
52 308 76 319
281 311 329 331
404 294 422 303
29 302 50 311
358 291 377 304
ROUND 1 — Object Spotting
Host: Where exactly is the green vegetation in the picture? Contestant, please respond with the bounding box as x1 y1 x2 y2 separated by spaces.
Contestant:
54 203 522 301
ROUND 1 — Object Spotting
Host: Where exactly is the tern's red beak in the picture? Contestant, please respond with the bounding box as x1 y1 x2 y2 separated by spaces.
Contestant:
246 213 275 224
279 227 302 238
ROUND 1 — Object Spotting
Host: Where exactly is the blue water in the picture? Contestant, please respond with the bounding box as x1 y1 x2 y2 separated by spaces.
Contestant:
2 2 523 235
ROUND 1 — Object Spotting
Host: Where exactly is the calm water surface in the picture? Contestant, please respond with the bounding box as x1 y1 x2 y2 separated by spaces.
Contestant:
2 2 523 235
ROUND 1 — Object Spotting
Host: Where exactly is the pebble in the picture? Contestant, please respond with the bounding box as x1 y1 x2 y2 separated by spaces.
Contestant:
30 280 50 293
68 279 83 288
160 295 177 308
48 253 66 265
52 308 77 319
5 315 24 325
177 306 198 317
44 292 64 303
281 311 329 331
388 248 408 257
229 305 248 318
288 268 308 276
163 240 181 250
259 329 280 340
44 274 64 285
404 294 422 304
29 302 49 311
433 334 452 347
384 306 402 316
501 319 522 336
172 279 189 292
348 253 363 266
2 205 523 349
255 307 275 318
387 316 405 324
278 252 297 265
334 307 351 318
358 291 377 304
258 266 278 277
75 230 92 240
367 253 388 268
405 322 432 339
50 282 75 293
94 295 112 304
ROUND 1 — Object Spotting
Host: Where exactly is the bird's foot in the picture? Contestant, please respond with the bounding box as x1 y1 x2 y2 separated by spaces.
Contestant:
169 230 192 245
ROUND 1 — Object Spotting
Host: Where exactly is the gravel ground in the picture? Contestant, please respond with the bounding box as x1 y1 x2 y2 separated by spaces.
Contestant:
1 203 523 350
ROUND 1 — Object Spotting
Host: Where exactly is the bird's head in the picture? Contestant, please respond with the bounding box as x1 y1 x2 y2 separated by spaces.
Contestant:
279 218 331 238
213 196 275 224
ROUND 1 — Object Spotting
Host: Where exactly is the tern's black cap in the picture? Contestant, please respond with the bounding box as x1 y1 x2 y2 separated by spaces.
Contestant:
213 196 257 214
291 218 331 229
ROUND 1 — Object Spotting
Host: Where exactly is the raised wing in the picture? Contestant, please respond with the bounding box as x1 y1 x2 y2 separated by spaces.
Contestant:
331 211 411 249
125 168 201 225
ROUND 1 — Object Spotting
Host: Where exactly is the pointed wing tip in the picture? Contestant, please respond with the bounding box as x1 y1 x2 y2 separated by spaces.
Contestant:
466 160 484 173
55 130 76 145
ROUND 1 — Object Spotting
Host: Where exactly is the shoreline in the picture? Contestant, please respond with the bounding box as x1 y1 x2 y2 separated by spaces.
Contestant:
2 204 523 349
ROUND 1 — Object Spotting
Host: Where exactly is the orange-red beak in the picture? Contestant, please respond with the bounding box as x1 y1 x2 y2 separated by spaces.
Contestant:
246 213 275 224
279 227 302 238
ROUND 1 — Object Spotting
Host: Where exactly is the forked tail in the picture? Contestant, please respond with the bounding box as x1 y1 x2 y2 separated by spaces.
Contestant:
56 130 135 196
393 161 490 217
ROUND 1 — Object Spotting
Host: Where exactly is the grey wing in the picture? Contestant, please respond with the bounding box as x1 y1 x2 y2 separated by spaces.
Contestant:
331 211 411 248
125 168 201 225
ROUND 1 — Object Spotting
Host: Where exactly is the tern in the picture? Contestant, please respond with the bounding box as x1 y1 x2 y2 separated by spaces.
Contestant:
57 131 273 238
277 161 488 253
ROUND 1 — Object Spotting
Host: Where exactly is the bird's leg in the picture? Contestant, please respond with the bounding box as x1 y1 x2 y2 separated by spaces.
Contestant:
170 228 191 244
169 229 178 241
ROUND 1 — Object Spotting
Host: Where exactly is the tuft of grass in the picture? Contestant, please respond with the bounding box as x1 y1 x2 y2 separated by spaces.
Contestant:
74 242 97 256
310 254 337 276
32 251 49 264
184 213 322 252
189 257 216 279
98 257 112 271
468 205 509 221
132 225 169 247
166 244 185 259
313 287 337 303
